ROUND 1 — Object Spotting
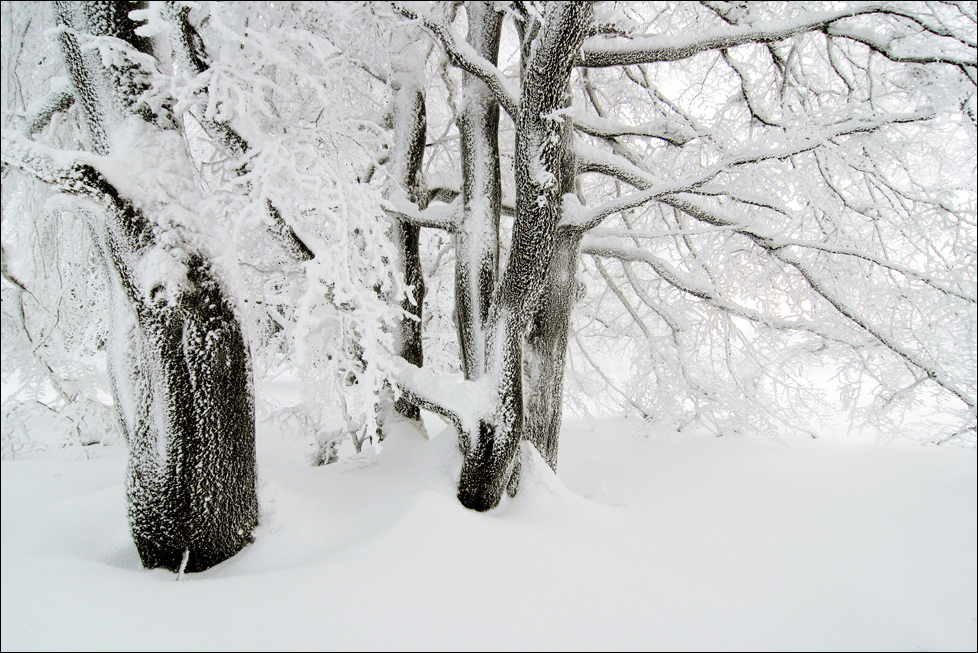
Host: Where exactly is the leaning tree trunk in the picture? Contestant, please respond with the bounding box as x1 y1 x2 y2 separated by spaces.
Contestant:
457 2 592 512
47 0 258 572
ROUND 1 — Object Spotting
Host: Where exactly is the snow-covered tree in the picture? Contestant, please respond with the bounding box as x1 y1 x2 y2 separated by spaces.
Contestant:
3 1 259 572
2 1 975 549
387 1 976 510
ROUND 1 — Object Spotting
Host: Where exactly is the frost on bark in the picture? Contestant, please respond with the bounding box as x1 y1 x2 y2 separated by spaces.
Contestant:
42 1 258 572
520 6 582 468
454 1 502 382
524 227 580 469
386 82 428 422
115 253 257 572
456 2 592 511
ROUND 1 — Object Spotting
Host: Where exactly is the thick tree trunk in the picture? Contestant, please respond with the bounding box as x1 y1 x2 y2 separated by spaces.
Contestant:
51 1 258 572
110 254 258 572
457 2 592 511
454 2 502 381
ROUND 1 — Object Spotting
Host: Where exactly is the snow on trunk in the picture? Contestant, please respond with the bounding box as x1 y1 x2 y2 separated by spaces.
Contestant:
454 2 502 382
385 80 428 423
524 228 581 469
457 2 592 511
48 1 259 572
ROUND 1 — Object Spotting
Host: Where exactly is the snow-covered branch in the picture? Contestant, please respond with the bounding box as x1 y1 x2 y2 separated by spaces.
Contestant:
827 24 978 73
21 78 74 136
582 234 862 345
573 111 695 146
1 130 119 207
383 181 459 233
391 358 490 438
154 2 313 261
578 6 885 67
760 237 976 304
569 110 936 231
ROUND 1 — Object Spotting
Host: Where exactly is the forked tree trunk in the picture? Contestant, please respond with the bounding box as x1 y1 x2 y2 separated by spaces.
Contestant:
50 1 258 572
457 2 592 511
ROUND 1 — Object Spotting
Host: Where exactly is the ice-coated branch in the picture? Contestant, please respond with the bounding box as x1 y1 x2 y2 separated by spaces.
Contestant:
578 5 886 67
392 2 520 119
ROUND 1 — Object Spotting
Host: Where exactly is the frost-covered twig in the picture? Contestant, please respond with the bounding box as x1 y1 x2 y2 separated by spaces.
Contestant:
583 234 863 346
663 194 978 413
155 1 314 262
569 109 936 231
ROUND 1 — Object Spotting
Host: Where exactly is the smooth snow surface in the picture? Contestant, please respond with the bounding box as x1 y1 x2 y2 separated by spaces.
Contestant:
2 414 975 651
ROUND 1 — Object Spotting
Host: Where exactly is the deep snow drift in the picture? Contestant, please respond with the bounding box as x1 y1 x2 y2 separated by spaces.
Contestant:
2 413 975 651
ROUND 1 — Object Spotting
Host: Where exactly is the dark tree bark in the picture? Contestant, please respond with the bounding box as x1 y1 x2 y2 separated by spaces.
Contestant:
387 82 429 421
524 227 581 469
520 20 582 468
45 1 259 572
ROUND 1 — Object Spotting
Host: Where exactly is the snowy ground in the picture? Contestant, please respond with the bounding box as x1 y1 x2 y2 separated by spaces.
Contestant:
2 411 975 651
